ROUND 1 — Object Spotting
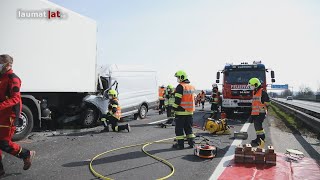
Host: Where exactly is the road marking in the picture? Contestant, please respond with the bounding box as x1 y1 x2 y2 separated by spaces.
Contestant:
209 122 251 180
148 118 168 124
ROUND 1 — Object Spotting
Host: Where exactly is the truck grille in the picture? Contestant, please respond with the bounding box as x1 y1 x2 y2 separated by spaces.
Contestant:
231 90 252 97
238 103 252 106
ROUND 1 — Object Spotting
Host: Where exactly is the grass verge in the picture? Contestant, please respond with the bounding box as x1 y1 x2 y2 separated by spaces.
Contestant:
269 104 301 129
269 103 318 138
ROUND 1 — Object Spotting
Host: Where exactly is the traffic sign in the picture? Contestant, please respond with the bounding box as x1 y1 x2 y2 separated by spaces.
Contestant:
271 84 288 89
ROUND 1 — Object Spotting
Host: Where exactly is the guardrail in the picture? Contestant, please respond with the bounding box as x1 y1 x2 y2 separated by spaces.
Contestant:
294 98 320 102
271 99 320 134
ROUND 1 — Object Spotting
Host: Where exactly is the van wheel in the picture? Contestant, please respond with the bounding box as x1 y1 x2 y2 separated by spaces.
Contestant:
13 105 34 141
139 104 148 119
82 108 98 127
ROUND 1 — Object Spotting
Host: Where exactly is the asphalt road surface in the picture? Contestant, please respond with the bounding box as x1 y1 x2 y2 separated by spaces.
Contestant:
1 103 319 180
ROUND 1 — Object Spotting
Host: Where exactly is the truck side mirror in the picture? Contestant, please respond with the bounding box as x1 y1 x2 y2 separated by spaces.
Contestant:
271 79 275 83
216 79 220 83
271 71 275 79
216 72 220 79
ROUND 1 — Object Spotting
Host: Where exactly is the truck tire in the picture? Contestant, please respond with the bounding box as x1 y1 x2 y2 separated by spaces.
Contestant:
82 108 98 128
138 104 148 119
13 105 34 141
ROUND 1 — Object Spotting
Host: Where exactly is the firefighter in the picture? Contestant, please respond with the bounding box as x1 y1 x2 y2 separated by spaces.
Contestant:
0 54 35 176
100 89 130 132
200 90 206 110
248 78 270 147
164 84 175 125
196 93 201 107
210 83 220 119
172 70 196 149
158 85 166 115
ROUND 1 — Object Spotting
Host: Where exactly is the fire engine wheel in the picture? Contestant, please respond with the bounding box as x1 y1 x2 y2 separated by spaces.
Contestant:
82 108 99 128
13 105 34 141
138 104 148 119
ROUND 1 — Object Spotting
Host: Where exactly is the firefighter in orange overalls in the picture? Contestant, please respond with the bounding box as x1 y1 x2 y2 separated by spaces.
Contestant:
0 54 35 176
158 85 166 114
200 90 206 110
196 93 201 107
100 89 130 132
248 78 270 147
172 70 196 149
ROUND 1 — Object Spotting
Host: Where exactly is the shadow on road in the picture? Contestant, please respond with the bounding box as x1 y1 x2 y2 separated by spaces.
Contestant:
86 153 187 178
62 147 179 168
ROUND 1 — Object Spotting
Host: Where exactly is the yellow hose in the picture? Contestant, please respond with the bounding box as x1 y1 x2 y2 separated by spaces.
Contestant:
89 137 176 180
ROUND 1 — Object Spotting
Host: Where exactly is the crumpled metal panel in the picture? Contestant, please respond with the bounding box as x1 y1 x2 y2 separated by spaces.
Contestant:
83 95 109 114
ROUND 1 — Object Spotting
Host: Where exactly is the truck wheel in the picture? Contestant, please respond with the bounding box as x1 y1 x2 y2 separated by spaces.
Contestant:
138 104 148 119
13 105 34 141
82 108 98 128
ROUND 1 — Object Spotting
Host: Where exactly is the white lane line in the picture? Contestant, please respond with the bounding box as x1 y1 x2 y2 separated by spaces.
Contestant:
209 122 251 180
148 118 168 124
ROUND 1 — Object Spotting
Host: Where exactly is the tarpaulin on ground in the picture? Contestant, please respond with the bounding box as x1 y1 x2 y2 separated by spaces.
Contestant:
218 153 320 180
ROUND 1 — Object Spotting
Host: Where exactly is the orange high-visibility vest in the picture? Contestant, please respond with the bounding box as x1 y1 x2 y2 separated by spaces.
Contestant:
112 99 122 120
180 83 195 112
211 92 220 104
159 87 165 100
251 88 266 115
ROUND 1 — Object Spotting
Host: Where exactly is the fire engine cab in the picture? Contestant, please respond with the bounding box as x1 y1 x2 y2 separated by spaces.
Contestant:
216 61 275 117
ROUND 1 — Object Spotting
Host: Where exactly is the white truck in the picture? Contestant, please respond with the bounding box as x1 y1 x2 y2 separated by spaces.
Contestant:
0 0 158 140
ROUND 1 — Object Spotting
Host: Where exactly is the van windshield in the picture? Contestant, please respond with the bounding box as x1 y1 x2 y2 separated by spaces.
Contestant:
98 76 109 91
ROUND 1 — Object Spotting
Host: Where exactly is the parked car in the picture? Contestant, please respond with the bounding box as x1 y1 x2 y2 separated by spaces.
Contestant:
286 96 293 100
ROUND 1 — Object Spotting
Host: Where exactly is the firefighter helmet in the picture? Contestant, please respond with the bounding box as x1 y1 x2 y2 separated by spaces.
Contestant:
167 84 174 90
174 70 188 81
248 78 261 87
108 89 118 98
212 83 218 89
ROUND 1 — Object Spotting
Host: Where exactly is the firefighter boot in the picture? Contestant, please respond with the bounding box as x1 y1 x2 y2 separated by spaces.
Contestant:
0 158 4 177
187 138 195 148
101 126 109 132
251 138 259 147
125 124 131 132
172 140 184 150
257 134 265 148
23 151 36 170
117 124 130 132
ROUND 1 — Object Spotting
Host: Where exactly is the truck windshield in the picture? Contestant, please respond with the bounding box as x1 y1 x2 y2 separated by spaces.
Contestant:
224 70 265 84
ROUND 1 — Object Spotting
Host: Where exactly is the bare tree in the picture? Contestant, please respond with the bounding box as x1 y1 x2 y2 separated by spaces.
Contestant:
296 85 314 98
281 89 292 97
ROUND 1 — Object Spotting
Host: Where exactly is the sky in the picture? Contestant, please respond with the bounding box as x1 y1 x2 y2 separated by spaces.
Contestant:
50 0 320 92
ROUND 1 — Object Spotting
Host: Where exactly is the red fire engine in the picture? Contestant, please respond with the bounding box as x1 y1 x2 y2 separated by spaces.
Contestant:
216 61 275 117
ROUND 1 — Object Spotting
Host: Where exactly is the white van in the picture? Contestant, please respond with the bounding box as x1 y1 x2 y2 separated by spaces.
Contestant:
84 64 159 120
